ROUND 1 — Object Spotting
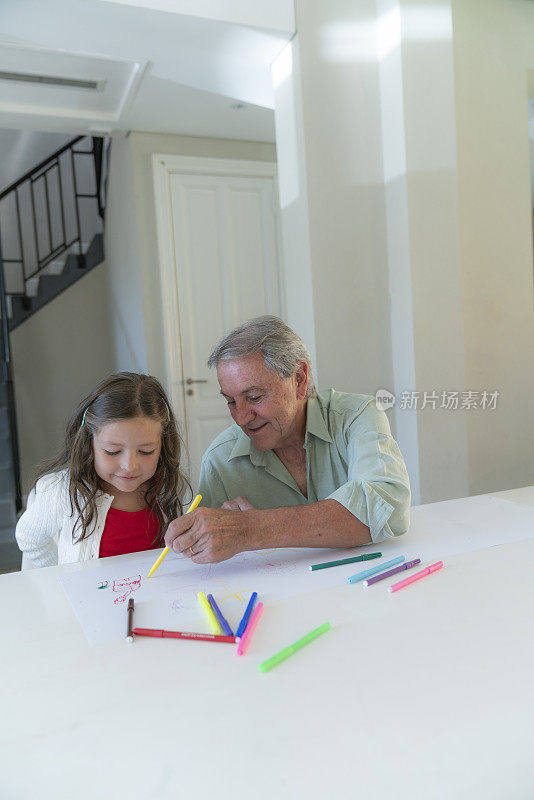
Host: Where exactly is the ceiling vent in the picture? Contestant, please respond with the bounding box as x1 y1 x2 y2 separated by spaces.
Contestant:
0 70 106 91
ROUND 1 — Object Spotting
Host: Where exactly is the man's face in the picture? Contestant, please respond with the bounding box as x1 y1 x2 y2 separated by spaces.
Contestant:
217 353 308 452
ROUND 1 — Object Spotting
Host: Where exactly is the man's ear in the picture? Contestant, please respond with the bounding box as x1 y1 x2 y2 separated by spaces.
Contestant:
295 361 309 400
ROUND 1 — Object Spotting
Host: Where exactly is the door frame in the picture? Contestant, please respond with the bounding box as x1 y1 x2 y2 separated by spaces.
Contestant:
152 153 283 450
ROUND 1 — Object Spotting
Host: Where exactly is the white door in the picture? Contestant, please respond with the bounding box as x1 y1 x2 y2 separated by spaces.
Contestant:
156 160 283 490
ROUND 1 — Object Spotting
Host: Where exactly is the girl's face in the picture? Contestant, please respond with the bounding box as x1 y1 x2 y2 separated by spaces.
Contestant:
93 416 162 495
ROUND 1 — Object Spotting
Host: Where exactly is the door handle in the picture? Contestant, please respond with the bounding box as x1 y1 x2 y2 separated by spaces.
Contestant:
185 378 208 385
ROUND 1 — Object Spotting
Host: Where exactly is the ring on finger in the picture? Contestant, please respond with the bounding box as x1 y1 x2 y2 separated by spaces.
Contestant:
189 545 195 556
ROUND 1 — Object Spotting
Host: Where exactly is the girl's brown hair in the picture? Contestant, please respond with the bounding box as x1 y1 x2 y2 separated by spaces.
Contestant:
35 372 191 543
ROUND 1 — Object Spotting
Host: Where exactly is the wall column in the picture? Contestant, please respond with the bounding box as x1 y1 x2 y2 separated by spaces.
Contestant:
273 0 472 504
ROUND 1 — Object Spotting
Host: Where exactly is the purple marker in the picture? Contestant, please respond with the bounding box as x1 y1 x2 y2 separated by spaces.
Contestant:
363 558 421 587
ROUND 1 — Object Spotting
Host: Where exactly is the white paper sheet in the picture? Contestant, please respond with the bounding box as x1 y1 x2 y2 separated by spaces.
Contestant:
60 544 367 645
60 494 534 645
402 494 534 562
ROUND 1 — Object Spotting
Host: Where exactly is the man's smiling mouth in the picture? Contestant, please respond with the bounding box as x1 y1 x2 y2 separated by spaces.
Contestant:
246 422 268 433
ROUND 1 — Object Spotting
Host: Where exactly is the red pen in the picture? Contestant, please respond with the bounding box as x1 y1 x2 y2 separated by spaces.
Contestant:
132 627 239 643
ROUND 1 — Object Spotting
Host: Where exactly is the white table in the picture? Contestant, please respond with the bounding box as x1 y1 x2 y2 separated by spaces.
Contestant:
2 487 534 800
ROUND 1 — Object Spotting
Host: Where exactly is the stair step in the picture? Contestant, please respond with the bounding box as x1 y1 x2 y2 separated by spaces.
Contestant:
0 466 15 495
85 233 104 266
0 495 17 527
0 528 21 574
5 244 91 308
8 234 104 331
0 405 10 437
0 523 17 544
0 295 13 319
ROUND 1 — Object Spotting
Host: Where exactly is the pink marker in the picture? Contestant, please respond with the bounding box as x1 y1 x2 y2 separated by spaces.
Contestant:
236 602 264 656
388 561 443 593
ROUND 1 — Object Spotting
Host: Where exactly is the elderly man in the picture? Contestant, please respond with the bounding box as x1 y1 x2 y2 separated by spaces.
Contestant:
165 316 410 563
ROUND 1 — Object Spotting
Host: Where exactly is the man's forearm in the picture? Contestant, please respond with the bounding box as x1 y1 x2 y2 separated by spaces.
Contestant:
243 499 372 550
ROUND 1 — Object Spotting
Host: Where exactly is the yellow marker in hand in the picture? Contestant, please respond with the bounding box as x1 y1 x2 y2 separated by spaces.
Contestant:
146 493 202 578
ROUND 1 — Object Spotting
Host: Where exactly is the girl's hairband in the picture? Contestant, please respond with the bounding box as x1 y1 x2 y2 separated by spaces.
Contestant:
81 404 91 426
81 399 171 426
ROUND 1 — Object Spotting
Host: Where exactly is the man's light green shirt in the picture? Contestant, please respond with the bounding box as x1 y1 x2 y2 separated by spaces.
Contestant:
198 390 411 543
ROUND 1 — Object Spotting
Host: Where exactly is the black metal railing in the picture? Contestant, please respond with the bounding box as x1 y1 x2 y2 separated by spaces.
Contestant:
0 232 22 511
0 135 107 289
0 134 109 511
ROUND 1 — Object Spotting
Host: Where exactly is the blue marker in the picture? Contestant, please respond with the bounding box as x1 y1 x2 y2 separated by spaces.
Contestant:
236 591 258 638
207 594 234 636
347 556 405 584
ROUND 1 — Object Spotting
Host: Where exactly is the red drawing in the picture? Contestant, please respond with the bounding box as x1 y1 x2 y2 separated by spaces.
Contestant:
112 575 141 604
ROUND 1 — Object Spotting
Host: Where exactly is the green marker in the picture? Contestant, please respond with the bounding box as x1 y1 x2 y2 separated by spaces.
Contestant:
258 622 331 673
310 552 382 571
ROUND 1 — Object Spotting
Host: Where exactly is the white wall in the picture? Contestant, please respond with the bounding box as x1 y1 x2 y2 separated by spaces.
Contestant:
0 129 71 192
453 0 534 495
104 131 276 390
104 136 148 372
389 0 469 504
297 0 394 400
272 38 317 370
274 0 534 504
11 261 114 494
273 0 405 484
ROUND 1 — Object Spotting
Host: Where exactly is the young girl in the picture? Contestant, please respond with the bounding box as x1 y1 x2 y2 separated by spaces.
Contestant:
16 372 191 569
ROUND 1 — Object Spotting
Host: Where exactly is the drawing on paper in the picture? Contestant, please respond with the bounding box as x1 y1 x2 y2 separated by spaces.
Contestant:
255 560 297 576
168 588 196 613
60 544 346 646
112 575 141 604
198 564 214 581
259 561 297 575
210 576 252 603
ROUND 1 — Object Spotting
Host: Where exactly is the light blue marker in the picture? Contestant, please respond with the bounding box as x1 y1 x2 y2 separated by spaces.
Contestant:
347 556 405 584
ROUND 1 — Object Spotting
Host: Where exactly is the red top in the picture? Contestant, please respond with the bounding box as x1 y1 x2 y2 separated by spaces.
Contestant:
99 506 161 558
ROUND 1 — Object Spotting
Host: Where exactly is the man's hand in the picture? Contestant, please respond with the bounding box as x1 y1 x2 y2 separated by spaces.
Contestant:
164 507 251 564
220 496 254 511
164 500 372 564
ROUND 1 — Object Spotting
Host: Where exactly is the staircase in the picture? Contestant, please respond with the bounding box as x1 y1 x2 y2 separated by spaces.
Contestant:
0 134 109 573
0 377 19 571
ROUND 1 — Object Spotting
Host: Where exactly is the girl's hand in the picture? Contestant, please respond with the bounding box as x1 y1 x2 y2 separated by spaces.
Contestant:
164 507 253 564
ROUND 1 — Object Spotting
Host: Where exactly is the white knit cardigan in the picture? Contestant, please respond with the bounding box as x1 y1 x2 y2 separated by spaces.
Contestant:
16 470 114 569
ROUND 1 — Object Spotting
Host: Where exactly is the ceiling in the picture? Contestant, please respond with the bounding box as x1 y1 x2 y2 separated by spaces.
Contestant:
0 0 295 142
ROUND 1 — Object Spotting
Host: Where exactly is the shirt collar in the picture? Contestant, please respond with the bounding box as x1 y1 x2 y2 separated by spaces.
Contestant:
228 397 332 462
305 396 333 445
228 427 270 467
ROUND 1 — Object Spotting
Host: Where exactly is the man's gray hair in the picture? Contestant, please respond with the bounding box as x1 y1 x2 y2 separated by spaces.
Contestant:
207 316 317 399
